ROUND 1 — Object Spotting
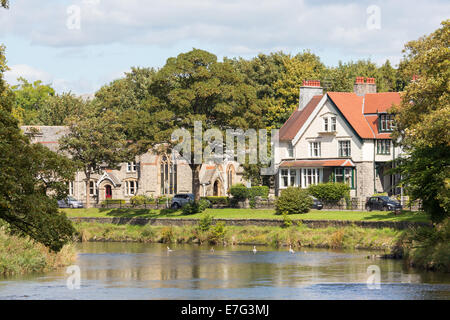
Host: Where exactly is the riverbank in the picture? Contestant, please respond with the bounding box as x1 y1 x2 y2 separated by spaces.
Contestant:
73 221 403 252
0 230 76 276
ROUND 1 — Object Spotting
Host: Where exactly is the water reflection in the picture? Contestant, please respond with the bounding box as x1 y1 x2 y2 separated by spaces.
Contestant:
0 243 449 300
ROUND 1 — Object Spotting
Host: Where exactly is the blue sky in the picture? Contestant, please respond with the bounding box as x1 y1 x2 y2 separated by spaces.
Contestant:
1 0 449 94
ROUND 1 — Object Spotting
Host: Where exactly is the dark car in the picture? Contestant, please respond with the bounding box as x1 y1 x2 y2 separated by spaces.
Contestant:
365 196 402 213
311 196 323 210
57 196 84 209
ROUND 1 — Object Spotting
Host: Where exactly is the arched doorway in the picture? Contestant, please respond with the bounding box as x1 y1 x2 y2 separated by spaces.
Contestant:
105 185 112 199
213 180 222 196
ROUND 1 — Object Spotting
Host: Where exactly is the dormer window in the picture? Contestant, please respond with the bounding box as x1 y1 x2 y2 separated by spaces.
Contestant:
322 116 336 132
379 114 394 132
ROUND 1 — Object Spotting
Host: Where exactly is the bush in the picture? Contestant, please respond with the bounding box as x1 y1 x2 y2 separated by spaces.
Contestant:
249 186 270 199
307 183 350 205
130 195 154 206
157 196 172 204
208 222 226 244
275 187 313 215
182 199 210 215
229 184 249 200
201 196 229 206
198 213 213 232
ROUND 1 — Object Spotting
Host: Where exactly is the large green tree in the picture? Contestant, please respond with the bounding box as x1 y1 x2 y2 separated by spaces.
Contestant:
59 110 130 208
123 49 263 200
0 45 76 251
392 20 450 223
38 92 88 125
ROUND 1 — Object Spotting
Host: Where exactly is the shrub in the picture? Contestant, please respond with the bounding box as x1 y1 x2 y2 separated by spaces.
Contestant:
157 196 172 204
281 211 293 228
249 186 270 199
182 199 210 215
229 184 249 200
275 187 313 215
308 183 350 205
201 196 229 206
160 227 174 243
208 222 226 244
198 213 213 232
130 195 154 206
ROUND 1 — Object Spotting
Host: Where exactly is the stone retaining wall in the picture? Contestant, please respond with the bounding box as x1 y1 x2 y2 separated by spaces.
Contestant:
69 217 431 230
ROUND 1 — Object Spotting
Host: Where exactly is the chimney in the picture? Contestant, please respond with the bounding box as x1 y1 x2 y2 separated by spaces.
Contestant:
299 80 323 110
354 77 377 96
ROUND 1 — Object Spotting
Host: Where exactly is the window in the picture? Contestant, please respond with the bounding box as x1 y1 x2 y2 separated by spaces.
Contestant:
280 169 289 188
339 141 351 157
126 180 138 196
287 142 294 158
127 162 137 172
331 117 336 131
377 140 391 155
302 168 322 187
89 181 97 196
323 116 336 132
227 165 235 190
290 169 297 187
335 168 354 189
309 142 321 157
160 156 177 195
67 181 74 196
379 114 394 132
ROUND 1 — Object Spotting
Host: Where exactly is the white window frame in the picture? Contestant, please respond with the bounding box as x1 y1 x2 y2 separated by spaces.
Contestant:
279 169 300 188
309 142 321 158
301 168 323 188
127 162 137 172
323 118 329 132
331 117 337 132
287 142 294 158
126 180 138 196
68 181 74 196
339 140 351 157
89 181 97 196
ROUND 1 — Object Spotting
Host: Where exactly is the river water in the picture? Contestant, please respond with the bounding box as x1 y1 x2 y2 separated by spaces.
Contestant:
0 243 449 300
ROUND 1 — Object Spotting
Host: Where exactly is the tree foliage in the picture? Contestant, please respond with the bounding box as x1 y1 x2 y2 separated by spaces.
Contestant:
392 20 450 223
0 46 76 252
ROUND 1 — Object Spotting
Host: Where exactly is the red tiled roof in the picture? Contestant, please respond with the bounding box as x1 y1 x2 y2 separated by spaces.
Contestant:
279 159 355 168
364 92 401 114
327 92 375 139
279 95 323 141
364 115 392 139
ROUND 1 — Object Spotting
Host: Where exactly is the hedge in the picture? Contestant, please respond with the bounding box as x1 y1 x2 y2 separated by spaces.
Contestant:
201 196 229 206
307 182 350 204
101 199 126 206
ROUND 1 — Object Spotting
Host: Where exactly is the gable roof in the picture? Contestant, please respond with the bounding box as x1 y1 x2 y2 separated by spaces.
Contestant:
279 95 323 141
280 159 355 168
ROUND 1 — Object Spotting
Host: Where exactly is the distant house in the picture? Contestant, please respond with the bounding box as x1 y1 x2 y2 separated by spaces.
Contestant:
274 77 403 200
22 126 245 204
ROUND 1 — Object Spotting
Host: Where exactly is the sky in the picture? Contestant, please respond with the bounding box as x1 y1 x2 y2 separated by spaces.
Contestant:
0 0 449 94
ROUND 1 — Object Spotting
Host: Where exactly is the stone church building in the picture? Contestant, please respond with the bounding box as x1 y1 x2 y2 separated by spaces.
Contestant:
22 126 245 205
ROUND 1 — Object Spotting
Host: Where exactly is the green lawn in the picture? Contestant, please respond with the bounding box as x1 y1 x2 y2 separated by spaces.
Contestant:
63 207 430 223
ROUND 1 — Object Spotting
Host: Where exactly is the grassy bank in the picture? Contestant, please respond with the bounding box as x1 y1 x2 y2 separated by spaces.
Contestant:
400 219 450 272
63 207 430 223
0 230 76 276
73 221 402 252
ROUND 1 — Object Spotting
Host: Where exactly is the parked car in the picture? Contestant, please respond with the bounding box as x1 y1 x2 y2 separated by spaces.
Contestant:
365 196 402 213
171 193 195 209
310 196 323 210
57 196 84 208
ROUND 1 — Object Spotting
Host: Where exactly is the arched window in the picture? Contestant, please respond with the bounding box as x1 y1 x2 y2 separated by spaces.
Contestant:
160 156 177 195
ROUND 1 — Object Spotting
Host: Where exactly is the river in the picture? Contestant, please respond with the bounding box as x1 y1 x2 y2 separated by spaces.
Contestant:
0 243 449 300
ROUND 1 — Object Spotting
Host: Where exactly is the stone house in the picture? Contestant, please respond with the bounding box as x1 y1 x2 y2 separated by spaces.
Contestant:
21 126 245 205
274 77 403 200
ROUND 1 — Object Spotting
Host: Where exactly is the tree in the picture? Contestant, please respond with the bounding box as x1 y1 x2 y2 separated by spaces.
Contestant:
0 45 76 252
11 78 55 125
1 0 8 9
38 92 88 125
124 49 263 200
58 110 130 208
392 20 450 223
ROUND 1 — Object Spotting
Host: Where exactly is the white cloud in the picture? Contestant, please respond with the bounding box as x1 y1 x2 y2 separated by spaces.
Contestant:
4 64 53 84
